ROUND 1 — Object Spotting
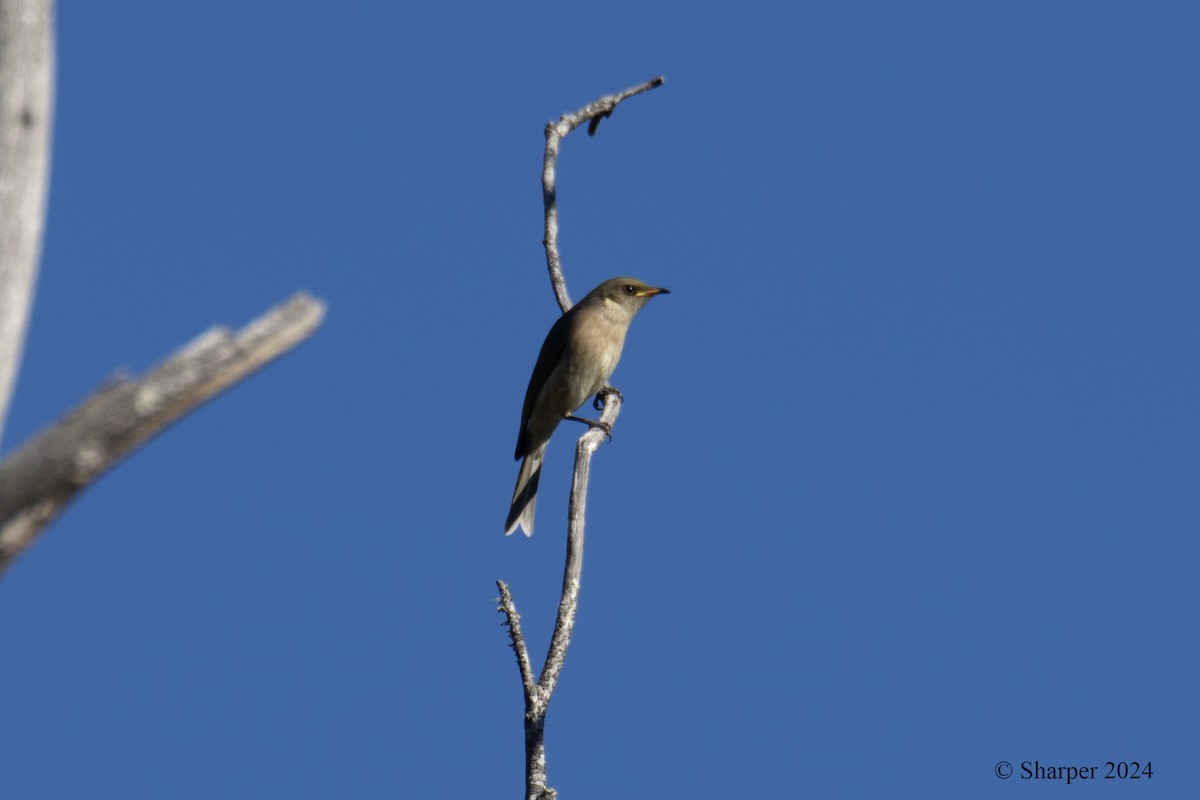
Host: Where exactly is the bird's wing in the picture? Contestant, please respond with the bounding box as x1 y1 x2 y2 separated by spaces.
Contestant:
515 309 577 459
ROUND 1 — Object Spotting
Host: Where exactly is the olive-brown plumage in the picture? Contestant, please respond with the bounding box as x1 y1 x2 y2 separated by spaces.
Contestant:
505 277 669 536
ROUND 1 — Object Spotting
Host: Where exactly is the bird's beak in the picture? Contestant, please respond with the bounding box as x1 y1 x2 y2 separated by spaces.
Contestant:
636 286 670 297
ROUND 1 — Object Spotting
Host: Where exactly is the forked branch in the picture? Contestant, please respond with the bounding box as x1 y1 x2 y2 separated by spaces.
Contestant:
499 76 663 800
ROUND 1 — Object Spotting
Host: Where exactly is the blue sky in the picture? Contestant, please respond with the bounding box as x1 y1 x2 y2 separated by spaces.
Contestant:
1 1 1197 797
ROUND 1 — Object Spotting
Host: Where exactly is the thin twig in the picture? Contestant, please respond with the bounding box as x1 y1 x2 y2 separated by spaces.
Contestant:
497 580 535 700
541 76 665 313
0 292 327 574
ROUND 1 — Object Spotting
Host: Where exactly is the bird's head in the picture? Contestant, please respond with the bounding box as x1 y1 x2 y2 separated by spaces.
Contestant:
590 277 670 315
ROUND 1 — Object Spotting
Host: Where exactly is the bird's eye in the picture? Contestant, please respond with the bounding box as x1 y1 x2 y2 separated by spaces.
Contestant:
623 285 636 295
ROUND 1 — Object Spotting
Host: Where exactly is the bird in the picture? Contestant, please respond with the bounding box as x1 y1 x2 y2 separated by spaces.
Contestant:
505 277 669 537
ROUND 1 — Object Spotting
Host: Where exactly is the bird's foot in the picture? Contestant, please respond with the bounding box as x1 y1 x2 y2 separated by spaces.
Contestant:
564 414 613 442
593 385 623 411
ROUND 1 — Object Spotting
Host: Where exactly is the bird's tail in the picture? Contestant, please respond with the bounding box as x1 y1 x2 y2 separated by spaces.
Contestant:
505 448 544 537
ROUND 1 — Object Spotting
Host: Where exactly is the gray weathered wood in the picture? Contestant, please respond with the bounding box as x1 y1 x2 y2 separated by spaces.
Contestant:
0 0 55 439
0 292 326 574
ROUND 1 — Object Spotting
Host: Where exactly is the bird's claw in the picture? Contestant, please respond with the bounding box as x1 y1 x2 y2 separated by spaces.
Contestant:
593 386 623 411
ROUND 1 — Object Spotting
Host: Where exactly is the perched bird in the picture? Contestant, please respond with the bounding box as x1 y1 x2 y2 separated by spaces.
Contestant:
505 277 669 537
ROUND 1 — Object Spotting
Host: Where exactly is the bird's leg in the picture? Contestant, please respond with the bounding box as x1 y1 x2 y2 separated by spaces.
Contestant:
564 413 613 442
566 386 622 440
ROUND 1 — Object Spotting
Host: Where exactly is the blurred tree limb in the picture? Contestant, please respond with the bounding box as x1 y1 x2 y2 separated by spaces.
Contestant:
0 294 326 574
498 75 663 800
0 0 54 438
0 2 327 575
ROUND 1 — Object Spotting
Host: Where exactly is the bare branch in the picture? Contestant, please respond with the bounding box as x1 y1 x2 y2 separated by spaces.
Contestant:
541 76 664 313
498 391 621 800
501 76 662 800
0 292 327 575
0 0 55 440
538 388 620 696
